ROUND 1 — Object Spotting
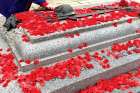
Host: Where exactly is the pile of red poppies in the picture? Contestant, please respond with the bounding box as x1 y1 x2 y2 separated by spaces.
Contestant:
0 49 18 87
79 71 140 93
15 2 140 36
0 37 139 93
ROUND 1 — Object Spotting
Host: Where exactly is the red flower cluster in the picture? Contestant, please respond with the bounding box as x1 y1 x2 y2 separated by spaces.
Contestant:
93 51 110 69
22 34 29 42
112 39 140 52
136 29 140 33
15 2 140 36
79 72 140 93
64 32 80 38
110 39 140 59
0 48 94 93
0 50 18 87
18 54 94 93
119 0 129 7
78 42 88 49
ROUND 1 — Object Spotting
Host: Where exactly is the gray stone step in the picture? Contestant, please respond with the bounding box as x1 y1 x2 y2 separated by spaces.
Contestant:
41 53 140 93
2 17 140 71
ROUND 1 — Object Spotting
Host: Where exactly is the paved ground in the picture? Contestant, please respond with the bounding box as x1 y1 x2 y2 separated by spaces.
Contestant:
30 0 140 9
30 0 118 9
